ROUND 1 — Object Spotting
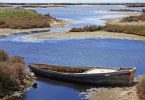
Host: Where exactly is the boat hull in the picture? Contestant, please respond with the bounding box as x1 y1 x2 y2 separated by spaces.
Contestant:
29 64 136 85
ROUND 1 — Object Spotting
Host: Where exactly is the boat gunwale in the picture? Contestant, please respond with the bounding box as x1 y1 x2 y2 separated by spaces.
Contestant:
29 64 136 75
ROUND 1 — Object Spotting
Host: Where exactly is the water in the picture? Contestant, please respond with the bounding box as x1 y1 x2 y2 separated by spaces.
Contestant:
0 5 145 100
1 39 145 100
35 5 143 28
1 39 145 75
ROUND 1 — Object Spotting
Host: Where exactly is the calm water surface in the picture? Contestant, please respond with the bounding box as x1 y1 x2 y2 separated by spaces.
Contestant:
0 39 145 100
0 5 145 100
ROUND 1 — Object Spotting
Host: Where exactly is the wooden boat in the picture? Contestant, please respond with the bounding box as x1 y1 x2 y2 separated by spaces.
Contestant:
29 63 136 85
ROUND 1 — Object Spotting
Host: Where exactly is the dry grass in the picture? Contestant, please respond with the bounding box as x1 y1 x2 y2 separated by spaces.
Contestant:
136 76 145 100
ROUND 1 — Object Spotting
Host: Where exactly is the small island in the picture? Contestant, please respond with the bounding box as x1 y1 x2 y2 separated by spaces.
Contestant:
0 9 56 29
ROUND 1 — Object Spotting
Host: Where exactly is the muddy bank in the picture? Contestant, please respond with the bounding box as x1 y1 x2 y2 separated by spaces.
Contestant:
0 20 69 37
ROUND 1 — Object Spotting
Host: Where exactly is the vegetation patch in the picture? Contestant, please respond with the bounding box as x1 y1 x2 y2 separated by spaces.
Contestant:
0 49 33 99
0 9 56 29
104 25 145 36
69 25 104 32
110 9 140 12
121 13 145 22
69 25 145 36
125 3 145 7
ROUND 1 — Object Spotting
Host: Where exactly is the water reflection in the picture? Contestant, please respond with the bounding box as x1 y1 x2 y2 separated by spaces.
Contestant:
24 77 95 100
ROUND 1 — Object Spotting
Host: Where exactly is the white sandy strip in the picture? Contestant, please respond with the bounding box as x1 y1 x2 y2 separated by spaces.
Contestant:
21 31 145 42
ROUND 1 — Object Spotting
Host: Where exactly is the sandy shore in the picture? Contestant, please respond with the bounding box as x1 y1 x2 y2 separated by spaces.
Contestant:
0 20 69 37
22 31 145 42
82 76 145 100
81 85 138 100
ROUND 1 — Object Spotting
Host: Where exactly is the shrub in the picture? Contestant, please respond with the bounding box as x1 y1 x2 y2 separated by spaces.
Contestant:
0 49 25 96
136 76 145 100
69 25 145 36
69 25 104 32
104 25 145 36
0 62 19 89
122 14 145 22
8 56 25 75
9 56 25 65
126 3 145 7
0 49 9 62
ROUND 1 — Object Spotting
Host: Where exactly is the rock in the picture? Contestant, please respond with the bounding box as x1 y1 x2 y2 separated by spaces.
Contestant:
12 92 22 97
32 82 37 88
30 72 35 77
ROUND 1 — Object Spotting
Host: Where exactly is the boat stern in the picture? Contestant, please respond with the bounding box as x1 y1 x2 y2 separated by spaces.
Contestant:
129 67 136 84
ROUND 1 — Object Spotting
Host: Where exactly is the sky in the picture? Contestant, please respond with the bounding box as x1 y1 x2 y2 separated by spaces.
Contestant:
0 0 145 3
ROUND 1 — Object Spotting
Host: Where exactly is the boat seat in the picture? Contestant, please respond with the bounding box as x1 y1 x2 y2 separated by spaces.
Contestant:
83 68 117 74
